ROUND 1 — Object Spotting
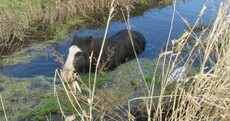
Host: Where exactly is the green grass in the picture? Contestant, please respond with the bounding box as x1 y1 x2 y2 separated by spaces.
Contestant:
0 75 58 120
29 98 59 120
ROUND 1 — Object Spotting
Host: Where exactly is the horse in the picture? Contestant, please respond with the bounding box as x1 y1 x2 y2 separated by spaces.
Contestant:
61 29 146 81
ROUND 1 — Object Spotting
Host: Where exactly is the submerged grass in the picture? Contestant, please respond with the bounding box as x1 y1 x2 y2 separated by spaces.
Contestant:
53 0 230 120
0 75 58 120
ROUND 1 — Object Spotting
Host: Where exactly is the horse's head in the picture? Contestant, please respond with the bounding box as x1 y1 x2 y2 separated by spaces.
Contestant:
61 36 94 81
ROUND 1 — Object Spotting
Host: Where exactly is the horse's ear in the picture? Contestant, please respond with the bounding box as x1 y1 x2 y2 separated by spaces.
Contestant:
85 36 94 50
73 34 81 40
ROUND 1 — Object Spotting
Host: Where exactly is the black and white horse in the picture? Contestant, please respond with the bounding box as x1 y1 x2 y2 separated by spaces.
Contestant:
62 29 146 81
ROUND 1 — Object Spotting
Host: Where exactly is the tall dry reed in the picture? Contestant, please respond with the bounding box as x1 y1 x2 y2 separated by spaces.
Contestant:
143 0 230 120
53 0 230 121
0 0 146 55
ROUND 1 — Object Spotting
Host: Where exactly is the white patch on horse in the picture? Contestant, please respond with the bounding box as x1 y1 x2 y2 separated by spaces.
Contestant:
64 45 82 71
62 45 82 81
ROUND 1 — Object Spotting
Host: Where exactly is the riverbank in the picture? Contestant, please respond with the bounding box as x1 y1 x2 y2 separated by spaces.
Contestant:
0 0 173 57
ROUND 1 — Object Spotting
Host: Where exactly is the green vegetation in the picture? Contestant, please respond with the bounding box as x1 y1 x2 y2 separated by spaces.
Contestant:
0 75 57 120
54 58 192 120
1 47 43 66
29 98 59 120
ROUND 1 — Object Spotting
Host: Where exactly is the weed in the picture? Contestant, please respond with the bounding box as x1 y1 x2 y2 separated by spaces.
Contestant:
29 98 59 120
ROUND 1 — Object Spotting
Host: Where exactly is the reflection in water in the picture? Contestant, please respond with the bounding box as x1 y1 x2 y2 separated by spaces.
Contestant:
0 0 224 78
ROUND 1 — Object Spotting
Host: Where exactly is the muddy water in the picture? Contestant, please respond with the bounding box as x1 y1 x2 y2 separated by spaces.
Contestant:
0 0 223 78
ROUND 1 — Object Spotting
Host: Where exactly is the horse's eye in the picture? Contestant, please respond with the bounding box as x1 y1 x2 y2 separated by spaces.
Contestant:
74 52 84 60
76 56 82 60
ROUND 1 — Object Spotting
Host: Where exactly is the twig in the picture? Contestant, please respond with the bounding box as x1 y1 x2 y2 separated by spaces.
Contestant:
0 94 8 121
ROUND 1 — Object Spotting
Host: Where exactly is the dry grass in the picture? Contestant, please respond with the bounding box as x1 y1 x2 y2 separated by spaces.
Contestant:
52 0 230 121
0 94 8 121
0 0 150 55
144 1 230 120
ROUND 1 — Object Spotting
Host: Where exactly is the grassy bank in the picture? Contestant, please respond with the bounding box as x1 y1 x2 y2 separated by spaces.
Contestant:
53 0 230 120
0 75 58 120
0 0 173 56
